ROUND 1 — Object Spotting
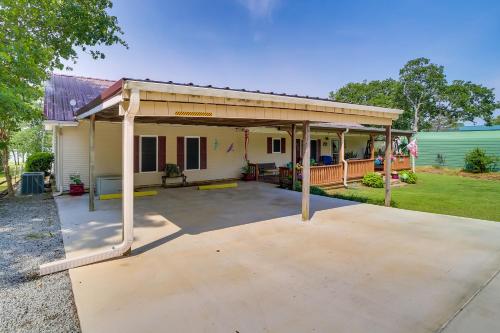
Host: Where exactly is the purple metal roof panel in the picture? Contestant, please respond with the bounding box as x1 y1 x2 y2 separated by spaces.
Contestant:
44 73 115 121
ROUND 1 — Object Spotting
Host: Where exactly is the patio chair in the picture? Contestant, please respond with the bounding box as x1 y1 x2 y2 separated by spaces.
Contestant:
161 164 187 187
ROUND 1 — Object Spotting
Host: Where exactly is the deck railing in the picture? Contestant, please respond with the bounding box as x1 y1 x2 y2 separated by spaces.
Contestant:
310 164 343 185
347 159 375 179
392 155 411 171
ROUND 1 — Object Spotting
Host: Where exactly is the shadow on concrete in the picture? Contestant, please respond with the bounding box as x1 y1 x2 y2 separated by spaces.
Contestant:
131 182 359 255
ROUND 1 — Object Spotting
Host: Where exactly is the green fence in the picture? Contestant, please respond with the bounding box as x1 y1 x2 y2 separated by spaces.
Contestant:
416 130 500 170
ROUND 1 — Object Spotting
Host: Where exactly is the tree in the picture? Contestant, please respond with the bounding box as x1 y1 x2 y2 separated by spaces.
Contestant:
330 57 498 132
489 115 500 125
0 0 127 196
330 79 412 129
399 58 447 132
10 121 52 166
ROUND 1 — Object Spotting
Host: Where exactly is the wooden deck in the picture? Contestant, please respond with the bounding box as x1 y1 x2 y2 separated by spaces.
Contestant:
278 155 411 187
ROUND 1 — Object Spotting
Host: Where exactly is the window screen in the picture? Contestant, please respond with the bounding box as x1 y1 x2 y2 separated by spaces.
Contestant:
141 137 157 172
273 138 281 153
186 137 200 170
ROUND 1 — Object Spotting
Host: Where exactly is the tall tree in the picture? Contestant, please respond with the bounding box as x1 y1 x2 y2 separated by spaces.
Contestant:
399 58 447 132
0 0 127 195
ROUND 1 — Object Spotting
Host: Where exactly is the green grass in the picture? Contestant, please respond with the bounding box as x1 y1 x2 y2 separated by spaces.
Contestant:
0 165 23 192
326 173 500 222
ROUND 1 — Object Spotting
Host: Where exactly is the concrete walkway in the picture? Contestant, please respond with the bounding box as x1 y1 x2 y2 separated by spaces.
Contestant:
55 182 500 333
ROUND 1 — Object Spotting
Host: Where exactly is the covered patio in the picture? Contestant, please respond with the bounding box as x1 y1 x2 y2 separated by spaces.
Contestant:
56 182 500 333
40 78 404 275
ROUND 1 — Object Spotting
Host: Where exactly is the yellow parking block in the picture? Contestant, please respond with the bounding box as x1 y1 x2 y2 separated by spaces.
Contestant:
198 183 238 190
99 191 158 200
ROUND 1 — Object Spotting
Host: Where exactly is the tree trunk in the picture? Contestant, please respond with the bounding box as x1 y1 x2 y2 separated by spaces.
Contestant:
412 106 419 133
1 146 14 196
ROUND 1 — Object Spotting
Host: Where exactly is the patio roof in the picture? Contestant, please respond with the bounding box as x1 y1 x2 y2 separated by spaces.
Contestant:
74 78 403 127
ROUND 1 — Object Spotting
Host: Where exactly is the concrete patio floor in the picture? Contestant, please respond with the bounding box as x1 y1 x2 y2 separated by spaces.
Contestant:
55 182 500 333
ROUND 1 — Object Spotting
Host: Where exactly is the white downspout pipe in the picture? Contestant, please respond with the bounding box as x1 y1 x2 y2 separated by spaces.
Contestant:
53 126 64 196
341 128 349 188
39 89 140 276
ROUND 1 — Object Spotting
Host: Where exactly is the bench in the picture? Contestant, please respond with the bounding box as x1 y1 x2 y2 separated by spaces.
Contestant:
256 162 278 179
161 164 187 187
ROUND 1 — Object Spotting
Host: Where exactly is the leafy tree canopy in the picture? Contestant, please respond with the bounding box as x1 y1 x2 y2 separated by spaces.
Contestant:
0 0 127 195
330 57 498 131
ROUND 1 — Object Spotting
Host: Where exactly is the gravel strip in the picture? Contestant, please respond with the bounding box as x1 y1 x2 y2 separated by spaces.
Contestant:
0 193 81 332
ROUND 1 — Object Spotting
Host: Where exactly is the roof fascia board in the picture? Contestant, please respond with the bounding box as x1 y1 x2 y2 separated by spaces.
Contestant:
75 94 122 120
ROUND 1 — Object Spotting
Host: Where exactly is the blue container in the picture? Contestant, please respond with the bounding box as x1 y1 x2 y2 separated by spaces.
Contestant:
21 172 45 195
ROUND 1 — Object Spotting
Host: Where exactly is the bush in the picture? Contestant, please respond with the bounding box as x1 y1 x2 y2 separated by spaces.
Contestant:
399 170 417 184
362 172 384 188
293 181 328 195
25 152 54 174
464 148 497 173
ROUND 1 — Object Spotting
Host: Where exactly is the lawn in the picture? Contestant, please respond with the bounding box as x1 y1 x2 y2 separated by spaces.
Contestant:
325 172 500 222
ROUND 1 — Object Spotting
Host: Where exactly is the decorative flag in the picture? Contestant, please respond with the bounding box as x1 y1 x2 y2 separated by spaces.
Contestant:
407 139 418 158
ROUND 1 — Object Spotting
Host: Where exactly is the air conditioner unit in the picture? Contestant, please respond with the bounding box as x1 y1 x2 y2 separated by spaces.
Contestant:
96 176 122 196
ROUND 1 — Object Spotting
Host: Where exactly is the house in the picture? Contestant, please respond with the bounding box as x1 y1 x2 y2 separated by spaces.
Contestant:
417 126 500 170
44 74 412 192
41 73 407 275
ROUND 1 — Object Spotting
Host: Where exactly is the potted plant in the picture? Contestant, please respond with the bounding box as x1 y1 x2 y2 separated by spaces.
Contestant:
69 174 85 196
241 163 254 181
391 170 399 180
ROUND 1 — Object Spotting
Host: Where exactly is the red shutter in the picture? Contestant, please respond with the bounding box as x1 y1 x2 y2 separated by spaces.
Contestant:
200 137 207 169
134 136 139 173
157 136 166 171
177 137 184 171
281 138 286 154
267 137 272 154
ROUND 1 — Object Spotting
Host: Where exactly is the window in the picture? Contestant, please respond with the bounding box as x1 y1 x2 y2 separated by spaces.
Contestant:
185 137 200 170
140 136 157 172
272 138 281 153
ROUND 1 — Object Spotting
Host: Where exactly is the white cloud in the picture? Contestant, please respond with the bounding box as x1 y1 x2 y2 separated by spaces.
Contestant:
238 0 280 19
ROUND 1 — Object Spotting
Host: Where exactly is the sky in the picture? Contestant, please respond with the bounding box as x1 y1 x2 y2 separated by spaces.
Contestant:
58 0 500 108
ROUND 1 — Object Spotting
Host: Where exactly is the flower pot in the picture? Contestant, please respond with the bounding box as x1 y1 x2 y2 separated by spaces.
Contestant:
69 183 85 196
391 172 399 180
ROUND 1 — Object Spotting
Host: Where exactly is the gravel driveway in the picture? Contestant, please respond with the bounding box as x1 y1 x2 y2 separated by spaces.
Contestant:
0 193 80 332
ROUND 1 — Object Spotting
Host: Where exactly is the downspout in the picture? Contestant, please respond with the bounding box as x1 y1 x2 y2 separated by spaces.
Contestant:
39 88 140 276
341 128 349 188
52 126 64 197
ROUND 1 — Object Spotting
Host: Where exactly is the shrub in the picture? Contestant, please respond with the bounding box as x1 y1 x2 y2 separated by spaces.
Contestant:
464 148 497 173
399 170 417 184
25 152 54 174
293 181 328 195
362 172 384 188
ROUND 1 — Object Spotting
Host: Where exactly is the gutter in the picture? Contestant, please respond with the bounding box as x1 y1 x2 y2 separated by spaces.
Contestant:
39 88 140 276
341 128 349 188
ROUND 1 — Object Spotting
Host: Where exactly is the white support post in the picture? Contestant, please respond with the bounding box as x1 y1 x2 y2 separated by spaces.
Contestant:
89 115 95 211
121 107 135 254
39 88 139 276
291 124 296 188
385 125 392 207
302 121 311 221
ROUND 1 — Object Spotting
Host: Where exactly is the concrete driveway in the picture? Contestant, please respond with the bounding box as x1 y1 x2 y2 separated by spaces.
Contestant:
55 182 500 333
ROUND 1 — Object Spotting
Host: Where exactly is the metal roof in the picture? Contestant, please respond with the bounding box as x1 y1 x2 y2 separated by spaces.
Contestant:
44 74 115 121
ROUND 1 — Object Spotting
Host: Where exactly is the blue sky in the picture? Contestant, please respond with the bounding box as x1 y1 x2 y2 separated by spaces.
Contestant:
59 0 500 102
